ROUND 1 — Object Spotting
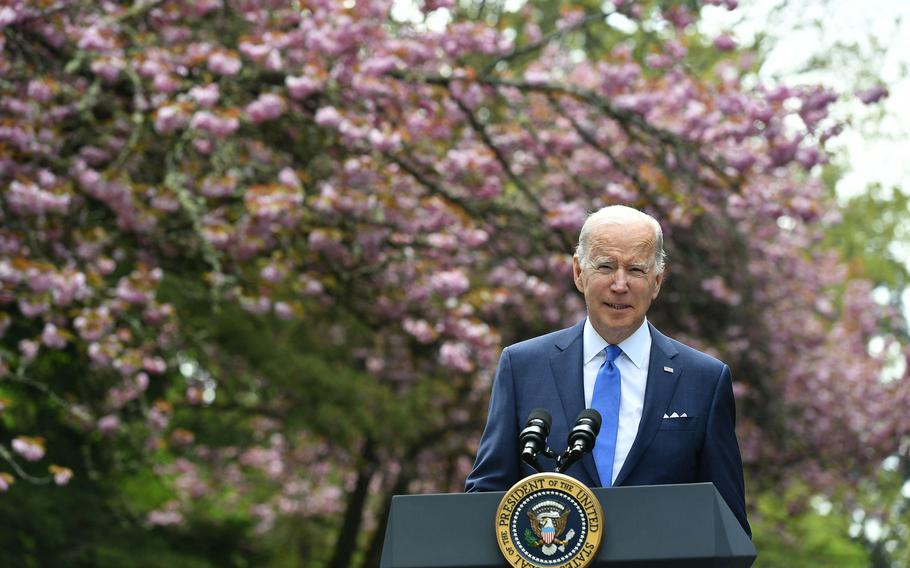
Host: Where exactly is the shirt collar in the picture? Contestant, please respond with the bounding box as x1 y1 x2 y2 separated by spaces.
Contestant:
582 318 651 369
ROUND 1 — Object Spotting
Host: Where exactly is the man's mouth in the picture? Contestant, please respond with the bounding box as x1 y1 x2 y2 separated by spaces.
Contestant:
605 302 631 310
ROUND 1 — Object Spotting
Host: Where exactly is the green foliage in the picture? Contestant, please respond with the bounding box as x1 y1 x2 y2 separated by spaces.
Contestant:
852 462 910 568
825 182 910 293
524 527 540 547
751 488 869 568
0 473 260 568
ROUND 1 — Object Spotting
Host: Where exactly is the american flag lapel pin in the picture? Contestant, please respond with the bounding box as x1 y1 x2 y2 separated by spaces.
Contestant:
663 366 674 373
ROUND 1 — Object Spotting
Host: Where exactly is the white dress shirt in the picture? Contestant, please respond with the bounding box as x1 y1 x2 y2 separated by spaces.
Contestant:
582 318 651 485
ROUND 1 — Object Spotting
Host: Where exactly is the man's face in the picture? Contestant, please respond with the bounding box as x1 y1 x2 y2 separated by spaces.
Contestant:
572 219 663 344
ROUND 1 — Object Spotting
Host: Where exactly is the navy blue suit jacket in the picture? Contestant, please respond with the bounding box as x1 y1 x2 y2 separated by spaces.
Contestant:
465 320 751 537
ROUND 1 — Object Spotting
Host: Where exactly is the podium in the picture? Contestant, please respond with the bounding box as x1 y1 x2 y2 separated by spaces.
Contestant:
380 482 755 567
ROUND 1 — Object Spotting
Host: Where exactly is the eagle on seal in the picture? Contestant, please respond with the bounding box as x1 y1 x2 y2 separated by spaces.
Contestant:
527 507 571 547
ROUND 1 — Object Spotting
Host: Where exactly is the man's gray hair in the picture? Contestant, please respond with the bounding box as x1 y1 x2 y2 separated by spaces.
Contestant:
575 205 667 274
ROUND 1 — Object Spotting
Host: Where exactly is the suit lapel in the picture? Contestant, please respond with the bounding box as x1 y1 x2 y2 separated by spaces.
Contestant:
548 320 600 483
613 323 680 486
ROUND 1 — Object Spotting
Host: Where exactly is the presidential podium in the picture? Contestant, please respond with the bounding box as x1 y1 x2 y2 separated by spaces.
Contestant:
380 482 755 567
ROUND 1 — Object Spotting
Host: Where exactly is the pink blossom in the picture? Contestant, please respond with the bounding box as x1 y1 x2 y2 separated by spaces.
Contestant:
27 80 54 103
97 414 121 435
645 53 674 69
278 167 301 188
51 270 90 306
857 85 888 105
613 93 657 114
74 307 113 341
190 0 222 16
154 105 188 134
260 263 285 283
193 138 213 154
241 296 271 315
522 69 551 85
143 356 167 374
50 465 73 486
461 229 488 247
701 276 741 305
796 146 822 170
367 128 401 152
90 56 125 82
188 83 220 107
18 300 48 318
424 0 455 10
115 278 153 305
147 406 170 430
97 258 116 275
153 73 180 93
185 385 204 405
713 34 737 51
207 52 242 75
135 372 149 391
147 507 185 526
190 110 239 137
19 339 39 362
439 341 473 373
274 301 294 320
12 437 45 461
664 6 694 28
314 106 342 127
299 275 324 296
286 75 322 99
430 269 470 297
41 323 67 349
0 7 21 29
546 202 586 232
78 25 116 51
403 318 436 343
245 93 286 123
802 89 838 112
6 180 70 215
361 55 400 76
239 41 271 61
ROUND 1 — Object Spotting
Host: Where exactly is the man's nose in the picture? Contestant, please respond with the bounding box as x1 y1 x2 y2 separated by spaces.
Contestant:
610 270 629 291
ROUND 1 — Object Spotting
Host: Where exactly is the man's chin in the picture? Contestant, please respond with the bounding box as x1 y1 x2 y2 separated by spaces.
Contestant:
591 317 640 343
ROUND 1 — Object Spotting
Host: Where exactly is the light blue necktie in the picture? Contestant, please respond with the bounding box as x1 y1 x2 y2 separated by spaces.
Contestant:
592 344 622 487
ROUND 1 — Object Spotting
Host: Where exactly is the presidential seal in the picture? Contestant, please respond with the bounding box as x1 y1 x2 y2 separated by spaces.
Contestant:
495 472 603 568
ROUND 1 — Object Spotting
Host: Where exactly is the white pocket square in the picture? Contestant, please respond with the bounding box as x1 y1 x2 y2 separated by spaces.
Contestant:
662 412 688 419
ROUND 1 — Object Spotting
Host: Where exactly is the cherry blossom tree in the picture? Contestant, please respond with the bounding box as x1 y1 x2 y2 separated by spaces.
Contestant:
0 0 907 565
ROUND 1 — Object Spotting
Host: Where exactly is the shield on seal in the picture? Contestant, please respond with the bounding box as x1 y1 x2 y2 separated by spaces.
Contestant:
542 525 556 544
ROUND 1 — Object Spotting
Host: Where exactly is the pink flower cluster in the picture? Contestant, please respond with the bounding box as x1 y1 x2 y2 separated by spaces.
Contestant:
12 436 45 461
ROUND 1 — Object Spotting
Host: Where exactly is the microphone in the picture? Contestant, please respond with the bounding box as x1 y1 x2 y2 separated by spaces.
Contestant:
519 408 552 472
556 409 602 473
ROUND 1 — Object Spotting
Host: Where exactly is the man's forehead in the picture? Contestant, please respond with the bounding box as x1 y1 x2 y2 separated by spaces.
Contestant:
587 233 656 258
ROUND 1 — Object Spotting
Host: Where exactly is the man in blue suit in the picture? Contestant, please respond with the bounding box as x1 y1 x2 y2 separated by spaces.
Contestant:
465 205 750 537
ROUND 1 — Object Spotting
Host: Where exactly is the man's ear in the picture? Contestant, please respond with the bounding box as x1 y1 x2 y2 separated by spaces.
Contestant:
652 269 664 299
572 255 584 293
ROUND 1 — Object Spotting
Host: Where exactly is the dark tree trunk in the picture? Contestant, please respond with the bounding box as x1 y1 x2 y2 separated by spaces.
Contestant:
328 439 377 568
360 468 414 568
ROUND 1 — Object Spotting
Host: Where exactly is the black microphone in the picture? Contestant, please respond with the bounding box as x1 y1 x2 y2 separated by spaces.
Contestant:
556 409 602 473
519 408 552 471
